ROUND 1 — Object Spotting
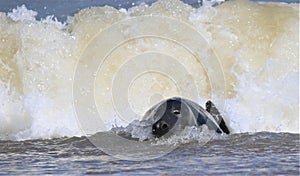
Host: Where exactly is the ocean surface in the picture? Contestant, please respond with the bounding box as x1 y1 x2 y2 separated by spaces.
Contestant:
1 132 299 175
0 0 299 175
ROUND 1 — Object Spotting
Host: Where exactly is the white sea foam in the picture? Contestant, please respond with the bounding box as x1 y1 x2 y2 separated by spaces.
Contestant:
7 5 37 22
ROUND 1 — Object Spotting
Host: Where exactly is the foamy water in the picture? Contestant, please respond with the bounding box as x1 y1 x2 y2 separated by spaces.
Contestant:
0 0 298 141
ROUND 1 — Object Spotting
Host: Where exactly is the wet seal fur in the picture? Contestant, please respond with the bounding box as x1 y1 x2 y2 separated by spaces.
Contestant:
143 97 230 138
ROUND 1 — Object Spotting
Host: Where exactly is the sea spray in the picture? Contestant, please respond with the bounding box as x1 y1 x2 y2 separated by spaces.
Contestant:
0 0 298 140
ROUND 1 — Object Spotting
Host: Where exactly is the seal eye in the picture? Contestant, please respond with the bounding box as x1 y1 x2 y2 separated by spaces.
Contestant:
173 109 180 115
161 123 168 130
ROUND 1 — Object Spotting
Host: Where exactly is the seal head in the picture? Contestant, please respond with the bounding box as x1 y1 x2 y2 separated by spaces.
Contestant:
143 97 230 138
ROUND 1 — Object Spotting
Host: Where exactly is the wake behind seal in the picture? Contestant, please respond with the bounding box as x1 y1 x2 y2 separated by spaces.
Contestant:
142 97 230 138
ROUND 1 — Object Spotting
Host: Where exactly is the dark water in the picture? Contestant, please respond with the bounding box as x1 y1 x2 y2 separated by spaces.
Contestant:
0 132 299 175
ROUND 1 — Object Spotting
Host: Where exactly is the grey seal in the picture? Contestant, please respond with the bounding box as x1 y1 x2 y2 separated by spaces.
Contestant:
142 97 230 138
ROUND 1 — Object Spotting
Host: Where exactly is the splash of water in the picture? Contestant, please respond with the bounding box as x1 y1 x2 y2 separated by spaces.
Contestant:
0 0 298 140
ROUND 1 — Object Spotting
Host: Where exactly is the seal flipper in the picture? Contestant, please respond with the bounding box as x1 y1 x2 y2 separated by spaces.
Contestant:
206 101 230 134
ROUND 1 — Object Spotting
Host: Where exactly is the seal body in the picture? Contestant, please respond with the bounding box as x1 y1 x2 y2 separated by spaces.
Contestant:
142 97 230 138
